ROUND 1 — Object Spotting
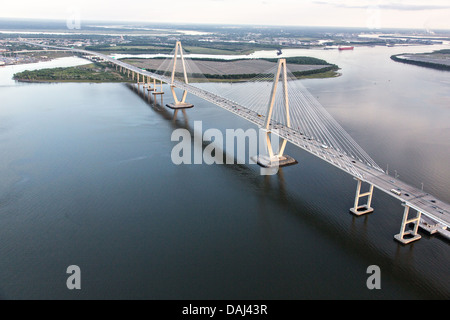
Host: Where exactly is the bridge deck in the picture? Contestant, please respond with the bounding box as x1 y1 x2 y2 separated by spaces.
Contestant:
25 42 450 229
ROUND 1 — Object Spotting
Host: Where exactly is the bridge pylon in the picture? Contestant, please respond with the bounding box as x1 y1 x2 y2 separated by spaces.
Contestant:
166 41 194 117
256 59 297 168
170 41 189 86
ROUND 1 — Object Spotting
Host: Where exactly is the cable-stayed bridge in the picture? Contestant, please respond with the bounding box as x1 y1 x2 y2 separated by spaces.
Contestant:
24 41 450 245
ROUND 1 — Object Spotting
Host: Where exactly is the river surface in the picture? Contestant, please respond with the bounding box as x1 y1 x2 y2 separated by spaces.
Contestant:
0 45 449 299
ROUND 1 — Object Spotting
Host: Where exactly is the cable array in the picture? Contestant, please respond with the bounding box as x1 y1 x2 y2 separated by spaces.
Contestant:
157 50 383 174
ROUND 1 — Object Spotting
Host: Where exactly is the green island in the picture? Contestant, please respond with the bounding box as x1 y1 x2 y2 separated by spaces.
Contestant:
13 55 339 83
391 49 450 71
13 62 132 83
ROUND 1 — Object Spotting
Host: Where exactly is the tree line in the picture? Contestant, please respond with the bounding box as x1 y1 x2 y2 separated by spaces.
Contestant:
391 54 450 71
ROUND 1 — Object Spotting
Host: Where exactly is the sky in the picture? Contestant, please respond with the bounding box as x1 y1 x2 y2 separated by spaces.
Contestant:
1 0 450 30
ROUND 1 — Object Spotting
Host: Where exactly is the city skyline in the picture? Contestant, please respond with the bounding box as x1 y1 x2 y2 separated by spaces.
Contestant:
1 0 450 30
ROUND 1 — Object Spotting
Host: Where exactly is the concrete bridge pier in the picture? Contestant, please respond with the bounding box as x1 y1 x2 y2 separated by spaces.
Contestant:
166 86 194 112
152 79 164 96
146 76 155 92
394 204 422 244
137 73 145 91
147 85 155 93
349 178 374 216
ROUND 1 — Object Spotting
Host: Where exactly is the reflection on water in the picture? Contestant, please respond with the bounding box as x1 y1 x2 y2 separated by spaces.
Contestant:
0 45 449 299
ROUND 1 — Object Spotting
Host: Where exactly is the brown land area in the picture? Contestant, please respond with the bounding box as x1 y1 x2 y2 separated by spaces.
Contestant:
122 58 330 75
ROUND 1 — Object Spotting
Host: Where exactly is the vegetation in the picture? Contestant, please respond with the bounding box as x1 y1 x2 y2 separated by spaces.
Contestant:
22 51 73 60
264 56 331 65
13 62 132 82
431 49 450 54
121 55 339 81
391 53 450 71
85 44 174 54
13 55 340 83
145 65 339 81
180 40 277 54
85 40 277 56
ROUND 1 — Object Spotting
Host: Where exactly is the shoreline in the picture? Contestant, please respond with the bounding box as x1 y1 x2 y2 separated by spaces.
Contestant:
14 78 133 84
390 51 450 71
14 68 340 84
13 58 341 83
0 51 74 67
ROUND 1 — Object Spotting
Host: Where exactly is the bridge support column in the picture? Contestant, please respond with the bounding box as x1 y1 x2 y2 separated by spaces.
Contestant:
394 204 422 244
166 87 194 114
146 76 154 92
350 179 374 216
152 79 164 95
256 59 297 168
137 74 144 90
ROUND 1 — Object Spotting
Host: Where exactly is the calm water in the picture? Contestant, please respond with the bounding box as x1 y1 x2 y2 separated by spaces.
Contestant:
0 46 449 300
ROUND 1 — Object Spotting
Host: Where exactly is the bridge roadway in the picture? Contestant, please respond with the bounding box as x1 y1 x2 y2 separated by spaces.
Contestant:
25 42 450 230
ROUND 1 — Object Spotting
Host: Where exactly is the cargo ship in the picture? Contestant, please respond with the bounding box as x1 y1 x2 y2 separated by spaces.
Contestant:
338 46 354 51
